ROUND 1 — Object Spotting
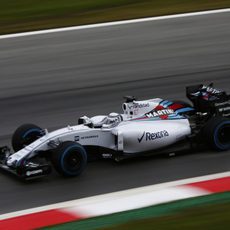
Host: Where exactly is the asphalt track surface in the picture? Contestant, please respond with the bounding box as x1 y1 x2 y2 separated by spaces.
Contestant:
0 12 230 214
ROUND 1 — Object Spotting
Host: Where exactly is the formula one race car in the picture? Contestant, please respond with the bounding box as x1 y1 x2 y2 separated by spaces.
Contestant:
0 83 229 180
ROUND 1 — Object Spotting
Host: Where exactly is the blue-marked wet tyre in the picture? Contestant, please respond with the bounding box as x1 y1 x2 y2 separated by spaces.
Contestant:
203 117 230 151
12 124 44 152
52 141 87 177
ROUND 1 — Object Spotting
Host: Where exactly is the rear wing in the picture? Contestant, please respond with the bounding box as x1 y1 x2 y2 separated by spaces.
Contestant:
186 83 230 117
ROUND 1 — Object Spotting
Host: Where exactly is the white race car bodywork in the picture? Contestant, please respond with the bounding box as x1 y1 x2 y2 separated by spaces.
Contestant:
2 83 229 179
6 98 192 167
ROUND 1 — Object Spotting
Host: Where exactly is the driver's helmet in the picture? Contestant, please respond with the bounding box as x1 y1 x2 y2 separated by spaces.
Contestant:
105 112 123 127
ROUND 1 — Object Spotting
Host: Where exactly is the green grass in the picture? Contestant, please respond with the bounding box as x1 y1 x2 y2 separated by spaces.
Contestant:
43 192 230 230
0 0 230 35
103 201 230 230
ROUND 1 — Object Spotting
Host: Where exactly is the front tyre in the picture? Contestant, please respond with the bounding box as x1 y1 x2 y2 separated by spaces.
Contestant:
52 141 87 177
203 117 230 151
12 124 44 152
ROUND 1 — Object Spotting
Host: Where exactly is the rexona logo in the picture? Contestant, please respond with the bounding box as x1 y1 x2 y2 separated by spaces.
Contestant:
145 109 174 118
138 130 169 143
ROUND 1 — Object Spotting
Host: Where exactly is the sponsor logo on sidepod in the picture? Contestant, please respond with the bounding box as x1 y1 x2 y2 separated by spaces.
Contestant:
145 109 174 118
138 130 169 143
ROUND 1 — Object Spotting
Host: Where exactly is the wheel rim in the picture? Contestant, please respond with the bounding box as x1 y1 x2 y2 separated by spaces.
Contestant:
63 149 83 173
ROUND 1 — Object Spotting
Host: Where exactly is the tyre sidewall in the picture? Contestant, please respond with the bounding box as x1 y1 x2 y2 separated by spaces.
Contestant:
52 141 87 177
203 117 230 151
213 120 230 151
12 124 43 152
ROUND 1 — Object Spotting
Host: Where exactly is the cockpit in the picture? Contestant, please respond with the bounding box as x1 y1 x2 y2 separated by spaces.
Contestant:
100 113 123 128
78 113 123 129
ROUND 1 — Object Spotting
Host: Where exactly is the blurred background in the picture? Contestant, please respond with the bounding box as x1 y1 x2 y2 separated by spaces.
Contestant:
0 0 230 34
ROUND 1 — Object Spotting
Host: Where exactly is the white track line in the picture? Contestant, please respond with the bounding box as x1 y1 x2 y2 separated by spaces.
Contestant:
0 8 230 40
64 186 207 217
1 171 229 220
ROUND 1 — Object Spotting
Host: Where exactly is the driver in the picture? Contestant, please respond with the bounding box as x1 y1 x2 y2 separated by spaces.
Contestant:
80 113 123 128
102 112 123 128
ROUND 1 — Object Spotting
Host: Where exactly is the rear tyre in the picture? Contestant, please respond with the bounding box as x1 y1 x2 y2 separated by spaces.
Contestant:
12 124 43 152
203 117 230 151
52 141 87 177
